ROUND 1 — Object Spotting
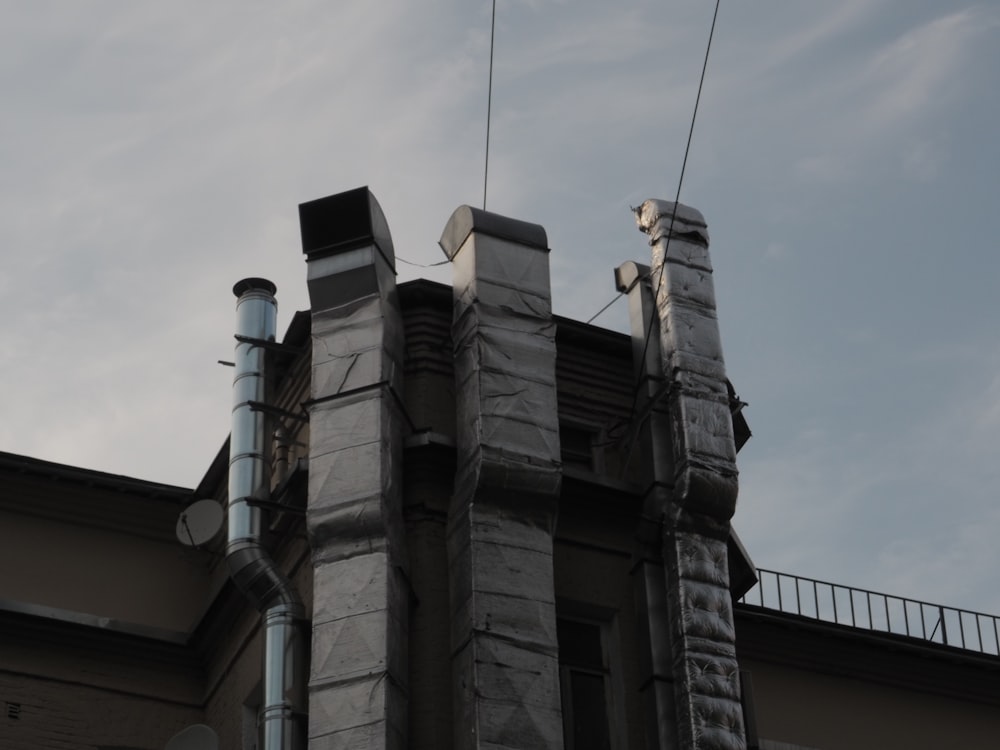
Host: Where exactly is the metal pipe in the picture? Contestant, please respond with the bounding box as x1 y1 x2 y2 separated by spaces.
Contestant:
228 278 306 750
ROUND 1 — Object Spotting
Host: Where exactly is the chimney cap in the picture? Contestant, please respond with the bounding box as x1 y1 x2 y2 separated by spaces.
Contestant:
439 205 548 260
233 277 277 297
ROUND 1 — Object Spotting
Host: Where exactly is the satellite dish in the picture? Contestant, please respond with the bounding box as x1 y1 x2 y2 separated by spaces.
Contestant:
165 724 219 750
175 499 224 547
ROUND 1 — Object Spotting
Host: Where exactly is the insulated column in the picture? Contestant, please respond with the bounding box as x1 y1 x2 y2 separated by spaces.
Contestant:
439 206 564 750
300 188 408 749
635 200 745 750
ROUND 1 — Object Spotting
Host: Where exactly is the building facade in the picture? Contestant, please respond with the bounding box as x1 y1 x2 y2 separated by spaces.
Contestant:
1 187 998 750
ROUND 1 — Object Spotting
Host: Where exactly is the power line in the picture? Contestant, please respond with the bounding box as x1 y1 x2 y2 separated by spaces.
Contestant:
621 0 722 466
483 0 497 210
585 2 721 332
585 289 626 325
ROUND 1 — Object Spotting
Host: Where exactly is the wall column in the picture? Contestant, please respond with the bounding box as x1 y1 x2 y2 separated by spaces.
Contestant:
300 187 408 749
635 200 745 750
439 206 564 750
616 261 679 750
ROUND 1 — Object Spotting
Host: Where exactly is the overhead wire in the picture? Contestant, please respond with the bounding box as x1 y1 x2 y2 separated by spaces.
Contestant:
396 256 450 269
620 0 723 467
586 290 626 325
585 2 721 330
395 3 493 275
483 0 497 210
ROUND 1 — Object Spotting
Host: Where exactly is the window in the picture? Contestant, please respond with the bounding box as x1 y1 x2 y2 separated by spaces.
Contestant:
557 616 621 750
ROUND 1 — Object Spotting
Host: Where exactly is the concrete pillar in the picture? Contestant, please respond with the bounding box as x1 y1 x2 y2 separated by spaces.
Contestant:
439 206 564 750
634 200 745 750
300 187 408 749
615 261 679 750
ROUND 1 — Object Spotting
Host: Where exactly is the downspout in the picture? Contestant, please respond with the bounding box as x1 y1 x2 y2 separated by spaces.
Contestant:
228 278 307 750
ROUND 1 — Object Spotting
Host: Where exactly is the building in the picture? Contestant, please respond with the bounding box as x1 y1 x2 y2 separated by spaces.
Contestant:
1 187 998 750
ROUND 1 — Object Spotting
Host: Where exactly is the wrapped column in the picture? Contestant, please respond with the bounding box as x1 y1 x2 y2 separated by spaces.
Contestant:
615 261 679 750
635 200 745 750
300 188 408 749
439 206 564 750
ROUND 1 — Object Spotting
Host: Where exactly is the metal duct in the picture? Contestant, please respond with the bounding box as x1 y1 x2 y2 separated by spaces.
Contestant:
440 206 564 750
228 278 306 750
299 188 409 748
634 201 746 750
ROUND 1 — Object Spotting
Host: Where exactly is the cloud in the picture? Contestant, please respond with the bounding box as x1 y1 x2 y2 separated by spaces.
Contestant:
858 8 994 130
3 1 999 622
736 338 1000 615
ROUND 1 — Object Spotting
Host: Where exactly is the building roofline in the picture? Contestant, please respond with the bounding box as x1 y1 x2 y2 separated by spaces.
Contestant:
0 449 191 501
736 604 1000 707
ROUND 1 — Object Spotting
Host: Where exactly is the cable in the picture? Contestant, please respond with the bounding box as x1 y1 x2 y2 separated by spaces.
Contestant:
483 0 497 210
586 2 721 332
620 0 722 467
636 0 720 380
585 290 625 325
396 256 450 269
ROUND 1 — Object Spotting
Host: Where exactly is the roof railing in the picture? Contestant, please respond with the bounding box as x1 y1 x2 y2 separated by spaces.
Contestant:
738 568 1000 657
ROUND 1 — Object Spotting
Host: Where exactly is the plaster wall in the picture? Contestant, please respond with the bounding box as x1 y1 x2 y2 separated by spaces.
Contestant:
0 508 210 633
742 655 1000 749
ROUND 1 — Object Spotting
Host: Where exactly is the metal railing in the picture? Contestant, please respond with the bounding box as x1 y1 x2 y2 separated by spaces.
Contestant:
738 569 1000 657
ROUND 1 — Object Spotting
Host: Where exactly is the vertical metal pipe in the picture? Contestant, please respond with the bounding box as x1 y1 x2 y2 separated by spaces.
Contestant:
230 279 275 547
228 278 306 750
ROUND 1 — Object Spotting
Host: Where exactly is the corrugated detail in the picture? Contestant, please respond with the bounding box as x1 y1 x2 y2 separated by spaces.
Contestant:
441 208 564 750
401 303 456 440
635 200 745 750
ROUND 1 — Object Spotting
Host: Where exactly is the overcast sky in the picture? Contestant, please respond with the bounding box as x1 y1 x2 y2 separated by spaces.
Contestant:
3 1 999 617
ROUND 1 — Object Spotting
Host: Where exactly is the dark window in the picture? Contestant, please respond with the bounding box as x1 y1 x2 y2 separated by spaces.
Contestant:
558 618 614 750
560 425 597 471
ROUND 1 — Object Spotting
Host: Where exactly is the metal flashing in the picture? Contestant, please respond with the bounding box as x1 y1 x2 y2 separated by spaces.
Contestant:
439 204 548 259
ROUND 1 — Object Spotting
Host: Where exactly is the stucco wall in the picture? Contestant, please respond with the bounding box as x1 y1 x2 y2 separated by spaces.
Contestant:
743 654 1000 749
0 508 210 633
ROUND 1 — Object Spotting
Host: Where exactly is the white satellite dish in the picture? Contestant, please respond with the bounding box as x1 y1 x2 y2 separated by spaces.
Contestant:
165 723 219 750
175 499 225 547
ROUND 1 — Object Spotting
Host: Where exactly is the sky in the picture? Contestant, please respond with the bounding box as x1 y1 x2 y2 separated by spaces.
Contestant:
3 1 999 617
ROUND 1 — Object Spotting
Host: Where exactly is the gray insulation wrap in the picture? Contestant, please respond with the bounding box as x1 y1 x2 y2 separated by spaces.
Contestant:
442 206 565 750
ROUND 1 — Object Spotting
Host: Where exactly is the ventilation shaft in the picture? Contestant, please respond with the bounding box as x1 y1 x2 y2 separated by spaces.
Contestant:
228 278 306 750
